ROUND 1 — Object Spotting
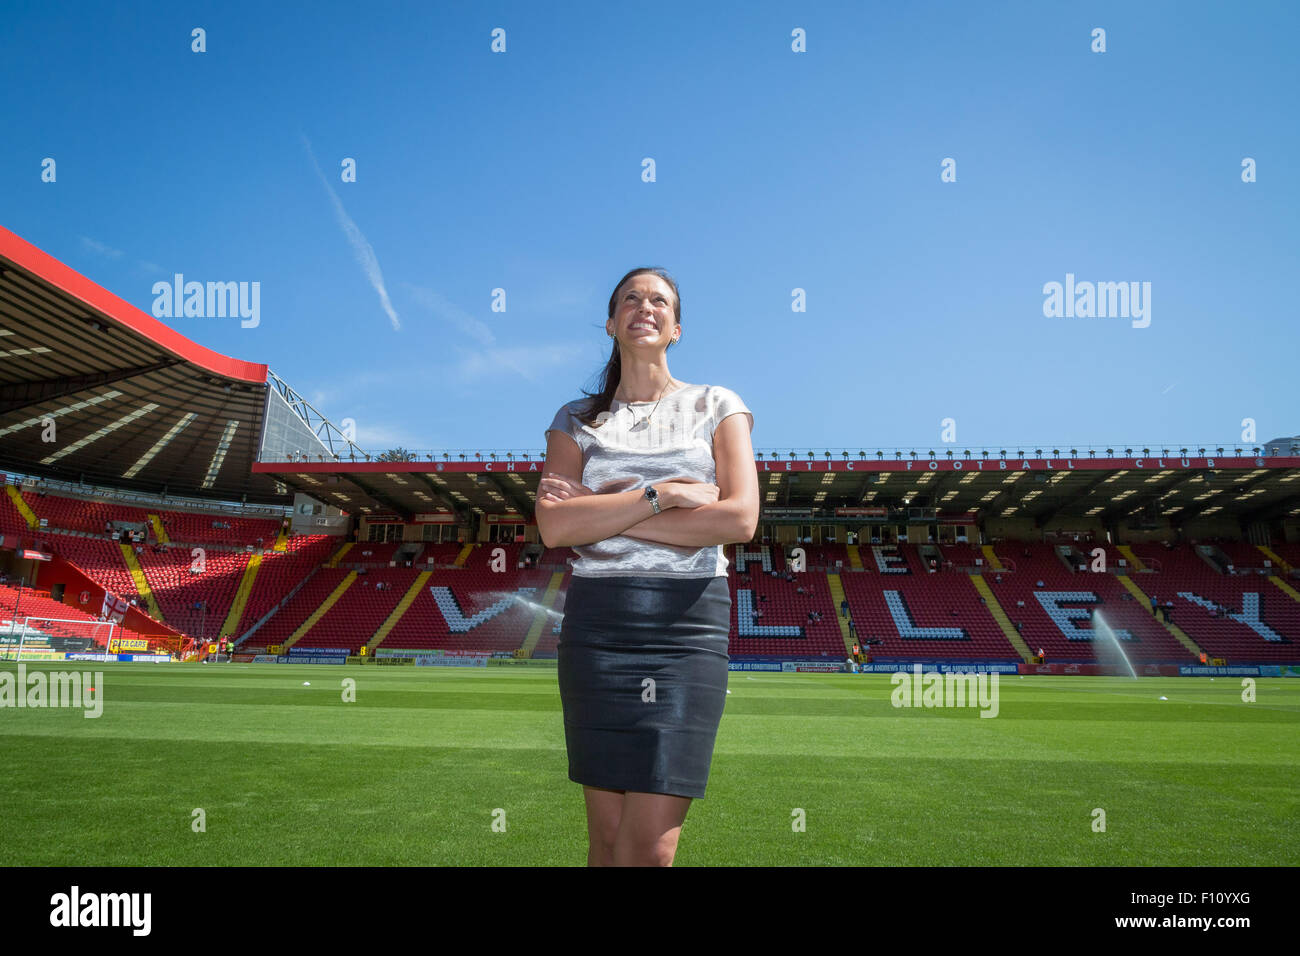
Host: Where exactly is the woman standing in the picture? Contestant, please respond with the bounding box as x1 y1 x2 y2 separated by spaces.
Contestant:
538 267 757 866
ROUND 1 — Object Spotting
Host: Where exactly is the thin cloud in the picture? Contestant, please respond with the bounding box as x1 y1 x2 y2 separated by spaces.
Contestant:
308 370 401 409
400 282 495 346
81 236 165 278
400 282 586 382
356 421 437 452
450 342 587 384
301 133 400 332
79 236 124 258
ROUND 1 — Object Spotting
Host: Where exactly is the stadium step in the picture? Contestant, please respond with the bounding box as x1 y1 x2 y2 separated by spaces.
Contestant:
367 570 433 651
272 527 289 552
283 571 357 649
147 513 170 545
118 542 163 620
326 542 353 567
1115 575 1203 658
5 485 39 529
1117 545 1146 571
969 574 1034 660
980 545 1005 571
824 573 857 655
1257 545 1292 575
520 571 569 658
846 546 864 571
220 551 263 638
454 543 475 566
1267 574 1300 604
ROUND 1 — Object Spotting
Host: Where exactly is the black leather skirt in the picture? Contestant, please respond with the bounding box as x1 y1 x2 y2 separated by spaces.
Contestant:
557 574 731 799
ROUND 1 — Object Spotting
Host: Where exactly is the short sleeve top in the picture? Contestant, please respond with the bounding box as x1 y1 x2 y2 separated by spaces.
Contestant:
542 382 753 578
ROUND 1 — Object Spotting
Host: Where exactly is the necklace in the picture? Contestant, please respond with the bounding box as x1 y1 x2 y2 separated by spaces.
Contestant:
617 378 676 431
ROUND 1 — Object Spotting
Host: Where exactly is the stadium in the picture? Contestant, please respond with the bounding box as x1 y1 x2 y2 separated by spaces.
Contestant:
1 221 1296 871
3 2 1299 899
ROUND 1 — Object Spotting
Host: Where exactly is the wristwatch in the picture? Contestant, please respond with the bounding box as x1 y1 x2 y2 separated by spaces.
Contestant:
643 485 661 514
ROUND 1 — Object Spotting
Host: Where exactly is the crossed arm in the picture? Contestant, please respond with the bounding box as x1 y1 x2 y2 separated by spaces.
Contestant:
539 413 759 549
624 498 750 548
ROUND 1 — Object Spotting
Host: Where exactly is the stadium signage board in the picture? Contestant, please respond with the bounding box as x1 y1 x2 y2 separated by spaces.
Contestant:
857 661 1020 674
414 656 487 668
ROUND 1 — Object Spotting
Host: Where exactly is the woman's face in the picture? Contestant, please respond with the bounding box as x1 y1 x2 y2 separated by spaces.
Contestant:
606 274 678 349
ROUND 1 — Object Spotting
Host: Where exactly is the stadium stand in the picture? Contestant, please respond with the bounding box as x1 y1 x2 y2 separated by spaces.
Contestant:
2 223 1298 669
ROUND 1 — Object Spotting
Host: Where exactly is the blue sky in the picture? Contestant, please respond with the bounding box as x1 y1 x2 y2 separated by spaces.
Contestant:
3 0 1296 458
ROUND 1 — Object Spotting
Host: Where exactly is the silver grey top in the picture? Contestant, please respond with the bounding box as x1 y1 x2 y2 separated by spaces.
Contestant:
543 382 754 578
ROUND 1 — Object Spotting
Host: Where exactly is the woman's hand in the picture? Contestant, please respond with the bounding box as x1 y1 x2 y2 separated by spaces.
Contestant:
539 472 595 503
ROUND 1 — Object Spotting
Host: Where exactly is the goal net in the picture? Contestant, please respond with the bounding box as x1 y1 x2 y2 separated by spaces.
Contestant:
0 617 120 662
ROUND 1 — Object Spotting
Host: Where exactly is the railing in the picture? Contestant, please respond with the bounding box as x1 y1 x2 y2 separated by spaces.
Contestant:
238 566 319 643
255 442 1300 464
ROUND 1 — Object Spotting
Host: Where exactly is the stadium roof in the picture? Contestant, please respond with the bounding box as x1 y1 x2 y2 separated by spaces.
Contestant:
253 451 1300 528
4 224 1298 526
0 225 284 503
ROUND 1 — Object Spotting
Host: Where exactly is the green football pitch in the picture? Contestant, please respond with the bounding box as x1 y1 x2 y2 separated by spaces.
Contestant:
1 662 1296 866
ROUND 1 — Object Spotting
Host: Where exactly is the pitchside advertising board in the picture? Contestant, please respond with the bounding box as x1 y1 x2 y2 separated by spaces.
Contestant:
1180 664 1300 677
415 656 486 667
373 648 491 667
855 661 1022 674
729 659 1024 674
282 647 350 665
726 659 1026 673
373 649 489 657
107 638 149 653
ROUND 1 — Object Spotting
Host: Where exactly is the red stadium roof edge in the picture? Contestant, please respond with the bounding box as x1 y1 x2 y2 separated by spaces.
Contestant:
0 224 267 384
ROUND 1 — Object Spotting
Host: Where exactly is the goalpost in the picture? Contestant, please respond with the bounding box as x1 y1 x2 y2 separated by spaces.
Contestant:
0 617 119 662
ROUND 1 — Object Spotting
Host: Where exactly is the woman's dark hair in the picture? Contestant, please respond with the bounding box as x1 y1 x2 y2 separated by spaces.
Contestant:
575 266 681 427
